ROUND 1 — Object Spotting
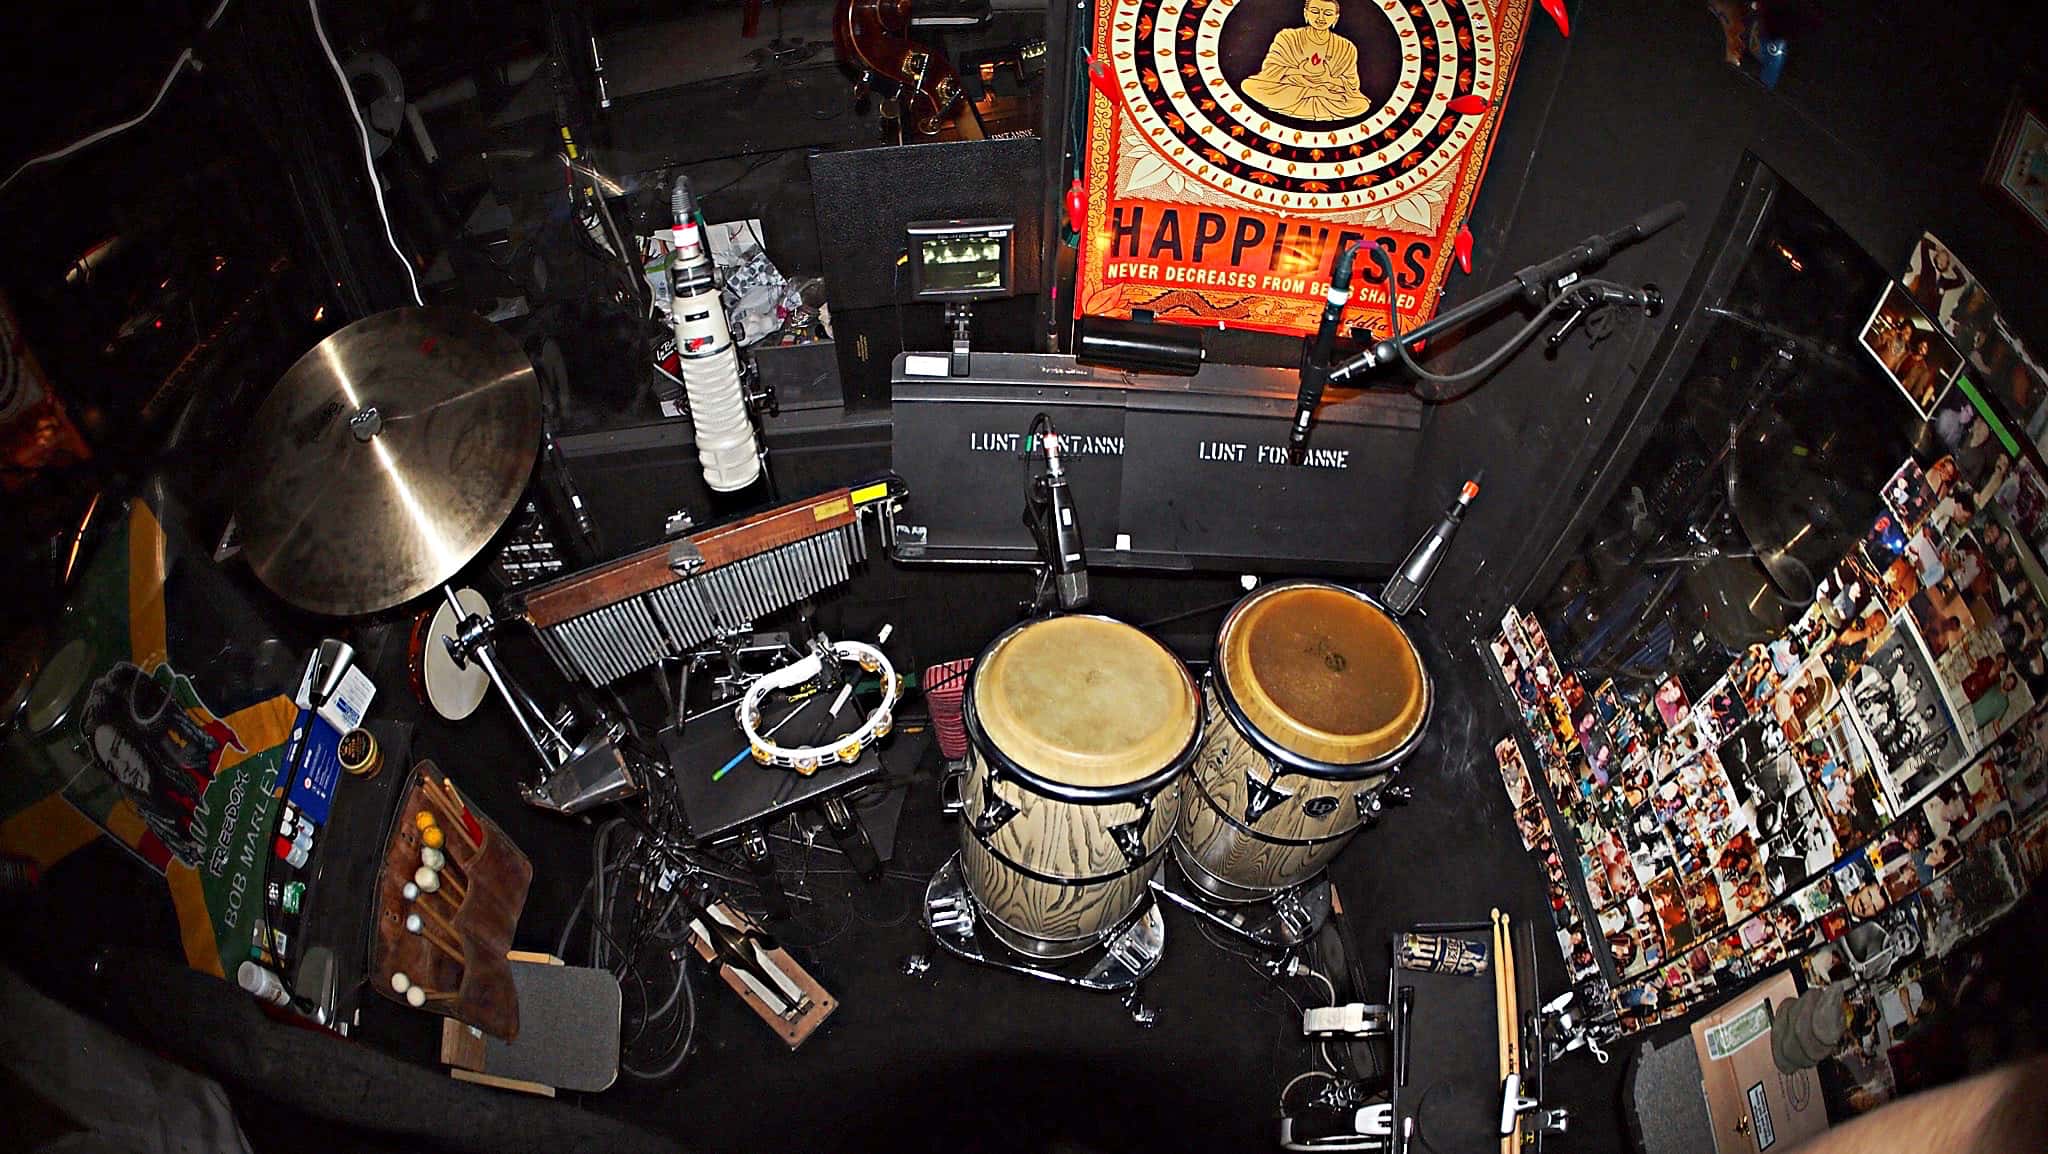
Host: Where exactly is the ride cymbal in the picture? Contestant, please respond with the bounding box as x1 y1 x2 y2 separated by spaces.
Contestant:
236 308 539 616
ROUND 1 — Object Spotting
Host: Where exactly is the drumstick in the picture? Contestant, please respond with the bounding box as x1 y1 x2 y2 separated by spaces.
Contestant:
392 968 457 1006
428 777 486 849
1492 909 1512 1151
405 912 464 961
414 865 464 904
417 782 467 844
404 984 458 1008
407 891 463 942
421 845 465 887
415 784 455 837
1499 910 1522 1154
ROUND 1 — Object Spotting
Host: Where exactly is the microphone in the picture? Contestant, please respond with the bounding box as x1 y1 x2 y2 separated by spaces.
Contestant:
1026 417 1089 610
1288 242 1362 464
1381 472 1481 617
1516 201 1685 295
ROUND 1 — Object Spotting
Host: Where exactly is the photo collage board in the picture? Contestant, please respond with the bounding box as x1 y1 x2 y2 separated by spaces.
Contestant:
1486 232 2048 1114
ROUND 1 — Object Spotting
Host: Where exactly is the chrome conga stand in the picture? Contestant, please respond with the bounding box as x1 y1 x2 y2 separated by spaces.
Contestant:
1150 860 1332 950
906 854 1166 1023
1154 778 1411 950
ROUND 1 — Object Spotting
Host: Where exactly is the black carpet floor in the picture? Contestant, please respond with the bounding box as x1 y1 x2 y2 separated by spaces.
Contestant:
348 615 1639 1154
1 574 1638 1153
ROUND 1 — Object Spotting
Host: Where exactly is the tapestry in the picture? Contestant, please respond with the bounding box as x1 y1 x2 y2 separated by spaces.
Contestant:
1076 0 1535 337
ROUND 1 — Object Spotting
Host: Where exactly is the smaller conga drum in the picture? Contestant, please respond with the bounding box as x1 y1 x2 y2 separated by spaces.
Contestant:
960 615 1202 959
1174 582 1430 903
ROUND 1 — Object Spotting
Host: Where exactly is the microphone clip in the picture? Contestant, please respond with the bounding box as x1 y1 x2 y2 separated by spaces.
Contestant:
1023 417 1090 614
1543 282 1662 355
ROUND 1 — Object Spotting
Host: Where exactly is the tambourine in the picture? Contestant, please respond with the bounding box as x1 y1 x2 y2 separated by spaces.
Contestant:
738 639 900 774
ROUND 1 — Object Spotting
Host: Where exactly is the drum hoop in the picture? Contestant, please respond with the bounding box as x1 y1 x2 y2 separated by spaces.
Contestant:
963 614 1205 803
962 813 1174 887
1185 756 1366 847
1210 582 1434 780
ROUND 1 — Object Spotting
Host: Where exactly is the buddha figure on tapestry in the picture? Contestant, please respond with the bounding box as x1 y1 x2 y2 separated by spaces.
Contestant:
1240 0 1372 122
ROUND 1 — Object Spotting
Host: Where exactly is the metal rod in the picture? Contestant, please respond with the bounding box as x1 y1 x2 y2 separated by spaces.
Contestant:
442 586 567 767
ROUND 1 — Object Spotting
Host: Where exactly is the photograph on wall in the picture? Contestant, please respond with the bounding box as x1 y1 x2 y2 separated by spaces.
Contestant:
1842 614 1970 813
2012 808 2048 883
1905 577 1974 661
1882 457 1937 532
1735 643 1784 714
1933 620 2035 753
1983 94 2048 236
1693 674 1748 749
1495 735 1537 808
1918 755 2013 874
1928 387 2007 498
1774 656 1839 745
1919 842 2022 957
1995 710 2048 817
1901 233 1976 337
1865 813 1934 904
1924 454 1977 540
1859 281 1961 417
1800 703 1893 852
1832 846 1887 919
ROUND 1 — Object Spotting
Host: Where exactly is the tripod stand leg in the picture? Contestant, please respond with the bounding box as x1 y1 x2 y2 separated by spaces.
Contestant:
818 794 882 881
741 824 791 921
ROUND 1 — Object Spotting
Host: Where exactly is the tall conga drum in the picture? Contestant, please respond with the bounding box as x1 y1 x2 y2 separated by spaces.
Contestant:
1174 582 1430 903
960 615 1202 959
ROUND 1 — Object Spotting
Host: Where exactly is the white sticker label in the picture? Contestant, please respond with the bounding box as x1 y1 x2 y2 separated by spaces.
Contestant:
904 354 951 377
317 665 377 733
1747 1081 1775 1150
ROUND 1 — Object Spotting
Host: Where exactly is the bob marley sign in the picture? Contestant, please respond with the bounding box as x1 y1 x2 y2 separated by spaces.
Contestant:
1077 0 1535 337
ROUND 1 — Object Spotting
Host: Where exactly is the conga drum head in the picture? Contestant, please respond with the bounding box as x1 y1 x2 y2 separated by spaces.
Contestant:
971 615 1199 796
1219 583 1427 773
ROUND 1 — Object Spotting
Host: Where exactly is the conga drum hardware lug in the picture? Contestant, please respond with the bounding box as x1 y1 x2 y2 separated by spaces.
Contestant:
971 777 1021 838
1243 768 1294 824
1107 817 1149 867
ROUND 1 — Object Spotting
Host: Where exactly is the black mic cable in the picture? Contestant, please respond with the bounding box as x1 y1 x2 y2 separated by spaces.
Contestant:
1287 242 1362 464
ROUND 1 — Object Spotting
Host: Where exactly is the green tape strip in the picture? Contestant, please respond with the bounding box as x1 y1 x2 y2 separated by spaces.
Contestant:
1953 374 2021 457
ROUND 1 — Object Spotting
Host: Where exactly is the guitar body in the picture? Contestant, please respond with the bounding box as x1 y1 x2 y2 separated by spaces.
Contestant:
835 0 975 137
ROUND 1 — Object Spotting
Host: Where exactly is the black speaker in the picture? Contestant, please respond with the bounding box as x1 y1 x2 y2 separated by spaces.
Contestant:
812 139 1047 404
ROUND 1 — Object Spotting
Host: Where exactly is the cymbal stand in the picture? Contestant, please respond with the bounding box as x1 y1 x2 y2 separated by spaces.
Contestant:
440 586 641 814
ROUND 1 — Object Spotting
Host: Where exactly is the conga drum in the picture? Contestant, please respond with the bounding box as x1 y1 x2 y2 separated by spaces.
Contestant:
960 615 1202 959
1174 582 1430 903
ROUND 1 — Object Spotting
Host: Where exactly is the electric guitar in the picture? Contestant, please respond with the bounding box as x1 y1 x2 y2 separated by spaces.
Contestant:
834 0 977 138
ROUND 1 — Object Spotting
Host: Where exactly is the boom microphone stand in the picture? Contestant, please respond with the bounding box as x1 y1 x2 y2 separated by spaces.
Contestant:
1287 202 1685 457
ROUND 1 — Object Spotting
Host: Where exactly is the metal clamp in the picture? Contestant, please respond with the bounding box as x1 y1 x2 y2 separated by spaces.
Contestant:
1500 1072 1568 1136
1355 781 1413 826
667 537 706 574
1304 1002 1393 1038
972 775 1020 838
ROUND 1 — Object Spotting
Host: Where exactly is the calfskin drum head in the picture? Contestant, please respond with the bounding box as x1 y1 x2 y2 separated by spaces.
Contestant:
972 615 1197 790
422 588 492 721
1221 583 1425 766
